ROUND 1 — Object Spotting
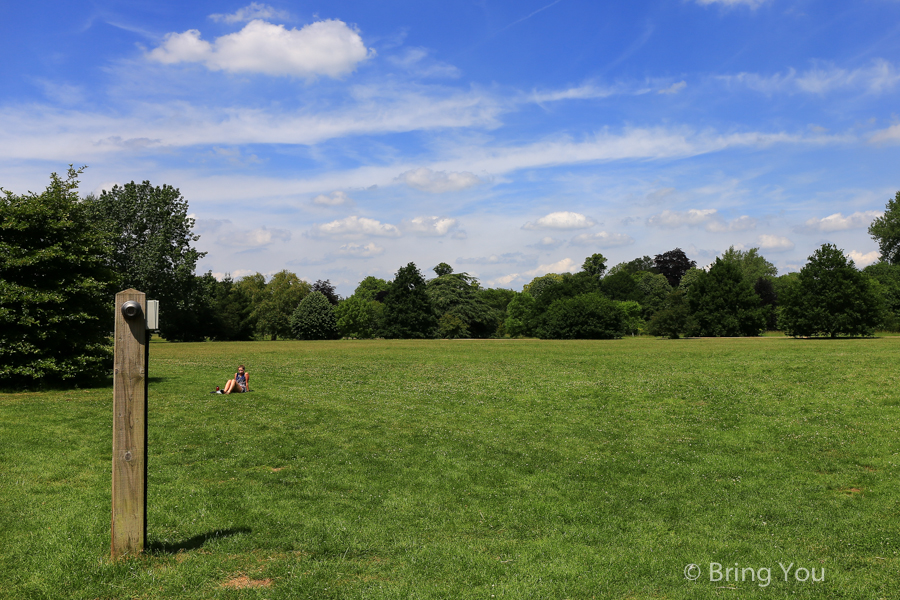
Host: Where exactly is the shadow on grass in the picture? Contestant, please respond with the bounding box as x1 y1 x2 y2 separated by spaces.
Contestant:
147 527 251 554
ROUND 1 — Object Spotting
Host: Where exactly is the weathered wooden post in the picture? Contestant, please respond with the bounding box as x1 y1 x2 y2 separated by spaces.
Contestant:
111 289 156 558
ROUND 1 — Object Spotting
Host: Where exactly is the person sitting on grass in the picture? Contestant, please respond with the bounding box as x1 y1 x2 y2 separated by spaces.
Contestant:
223 365 249 394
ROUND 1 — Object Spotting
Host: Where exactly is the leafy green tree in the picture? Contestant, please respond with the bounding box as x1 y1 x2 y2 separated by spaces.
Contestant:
719 246 778 282
312 279 341 305
335 295 383 338
754 277 778 331
291 291 339 340
677 267 704 293
581 253 608 280
863 261 900 330
868 191 900 264
654 248 696 287
427 272 499 338
433 262 454 277
616 300 644 336
637 271 672 318
254 270 311 340
82 181 206 341
532 271 600 317
209 274 255 341
438 313 469 338
779 244 882 338
607 256 656 277
647 290 691 339
379 263 437 339
539 293 625 340
353 276 391 301
600 269 642 302
686 258 767 337
480 288 516 313
0 167 116 384
504 292 537 337
523 273 564 298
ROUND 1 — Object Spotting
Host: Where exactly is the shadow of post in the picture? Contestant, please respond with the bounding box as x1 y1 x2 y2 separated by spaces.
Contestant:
147 527 251 554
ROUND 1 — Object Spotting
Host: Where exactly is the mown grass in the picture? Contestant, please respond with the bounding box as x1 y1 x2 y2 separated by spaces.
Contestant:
1 337 899 599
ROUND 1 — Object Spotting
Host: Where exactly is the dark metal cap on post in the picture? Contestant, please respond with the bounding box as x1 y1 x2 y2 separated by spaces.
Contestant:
120 300 143 320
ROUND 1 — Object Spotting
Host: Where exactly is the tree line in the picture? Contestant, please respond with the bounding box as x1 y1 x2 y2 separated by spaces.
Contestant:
3 168 900 385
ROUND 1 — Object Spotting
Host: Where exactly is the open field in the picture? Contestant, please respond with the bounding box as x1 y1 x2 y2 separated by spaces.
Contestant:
2 337 899 599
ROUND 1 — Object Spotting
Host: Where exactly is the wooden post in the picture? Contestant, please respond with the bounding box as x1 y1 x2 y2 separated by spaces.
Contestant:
111 289 148 558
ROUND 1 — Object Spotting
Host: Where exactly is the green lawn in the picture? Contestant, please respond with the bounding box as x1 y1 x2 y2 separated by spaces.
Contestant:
1 337 899 599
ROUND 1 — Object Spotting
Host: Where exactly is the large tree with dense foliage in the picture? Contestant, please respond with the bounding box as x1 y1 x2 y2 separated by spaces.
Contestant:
581 253 608 280
208 274 256 341
686 258 767 337
863 261 900 331
647 290 691 339
253 270 311 340
654 248 696 287
504 292 537 337
779 244 882 338
719 246 778 282
0 168 116 384
82 180 206 341
291 291 339 340
868 191 900 265
379 263 437 339
426 271 499 338
539 293 625 339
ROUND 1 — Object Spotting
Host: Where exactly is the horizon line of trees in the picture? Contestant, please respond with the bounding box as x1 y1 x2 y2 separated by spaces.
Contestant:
3 168 900 385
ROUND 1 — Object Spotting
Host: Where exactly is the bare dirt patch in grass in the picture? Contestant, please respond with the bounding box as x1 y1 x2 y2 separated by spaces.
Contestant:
222 575 273 589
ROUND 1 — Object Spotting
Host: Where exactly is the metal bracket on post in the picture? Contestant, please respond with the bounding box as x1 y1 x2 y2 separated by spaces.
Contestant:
111 289 148 559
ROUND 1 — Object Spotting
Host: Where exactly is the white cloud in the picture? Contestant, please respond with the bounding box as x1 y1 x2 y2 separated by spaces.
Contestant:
528 236 564 250
209 3 290 24
758 234 795 252
487 257 580 289
307 215 400 239
569 231 635 247
313 190 353 206
458 252 536 265
721 59 900 96
523 211 596 230
219 226 291 247
397 167 484 193
529 84 620 103
337 242 384 258
848 250 880 267
401 216 460 236
647 209 755 232
147 19 373 79
799 211 882 233
387 47 461 78
658 81 686 95
870 123 900 144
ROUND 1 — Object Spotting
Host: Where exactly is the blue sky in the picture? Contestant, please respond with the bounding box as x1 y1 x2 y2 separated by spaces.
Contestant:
3 0 900 294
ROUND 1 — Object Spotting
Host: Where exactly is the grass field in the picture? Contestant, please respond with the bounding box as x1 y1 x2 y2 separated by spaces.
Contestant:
1 337 899 599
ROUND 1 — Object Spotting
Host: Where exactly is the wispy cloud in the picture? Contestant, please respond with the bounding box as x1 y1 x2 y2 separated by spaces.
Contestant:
569 231 635 247
400 216 462 237
313 191 353 206
209 3 290 24
797 211 881 233
337 242 385 258
218 225 291 247
720 59 900 95
647 209 756 232
758 234 795 252
397 167 485 193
